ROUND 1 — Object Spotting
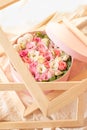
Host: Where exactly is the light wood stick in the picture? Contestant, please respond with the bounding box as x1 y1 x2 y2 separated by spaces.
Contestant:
37 128 43 130
31 12 68 32
51 128 56 130
0 28 49 116
31 12 57 31
0 68 8 82
48 79 87 116
63 18 87 47
77 94 84 122
0 0 19 9
76 17 87 29
24 103 38 117
0 81 81 91
24 90 64 117
84 118 87 126
0 120 83 129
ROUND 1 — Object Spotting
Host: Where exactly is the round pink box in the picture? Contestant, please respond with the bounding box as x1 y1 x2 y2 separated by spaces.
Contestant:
45 21 87 81
11 21 87 82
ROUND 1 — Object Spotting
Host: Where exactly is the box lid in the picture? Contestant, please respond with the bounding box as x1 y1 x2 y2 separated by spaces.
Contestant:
45 21 87 63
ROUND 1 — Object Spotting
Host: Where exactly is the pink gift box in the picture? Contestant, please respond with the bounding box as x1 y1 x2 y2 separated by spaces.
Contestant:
10 20 87 82
45 21 87 81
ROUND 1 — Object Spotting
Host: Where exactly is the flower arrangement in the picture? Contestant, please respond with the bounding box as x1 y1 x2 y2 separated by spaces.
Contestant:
14 31 71 82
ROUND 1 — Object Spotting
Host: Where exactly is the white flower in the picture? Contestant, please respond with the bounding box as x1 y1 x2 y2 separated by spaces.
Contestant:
17 37 26 44
38 55 45 63
55 70 63 76
37 64 47 74
41 38 49 46
50 56 62 71
23 33 33 42
17 37 26 50
29 50 39 61
55 56 62 62
62 54 69 61
50 59 59 71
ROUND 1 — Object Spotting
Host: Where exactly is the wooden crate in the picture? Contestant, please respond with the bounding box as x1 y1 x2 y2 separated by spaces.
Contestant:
0 2 87 129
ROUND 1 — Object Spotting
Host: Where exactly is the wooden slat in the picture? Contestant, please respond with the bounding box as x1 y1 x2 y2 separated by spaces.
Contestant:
51 128 56 130
63 18 87 46
77 94 84 122
48 79 87 116
24 91 64 117
0 0 19 10
0 28 49 116
0 68 8 82
39 81 80 91
84 118 87 126
37 129 43 130
31 12 68 32
76 16 87 29
31 12 57 31
24 103 38 117
0 120 83 129
0 81 80 91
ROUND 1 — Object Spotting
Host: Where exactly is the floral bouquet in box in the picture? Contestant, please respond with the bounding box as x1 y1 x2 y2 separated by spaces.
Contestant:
14 31 72 82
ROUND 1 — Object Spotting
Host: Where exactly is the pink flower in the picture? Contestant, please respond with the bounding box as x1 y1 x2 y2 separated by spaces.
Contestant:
41 71 52 81
19 50 28 57
35 73 41 81
43 51 53 61
58 61 67 71
44 61 50 68
16 31 71 82
29 62 38 76
44 71 52 80
37 42 47 54
22 56 31 63
54 49 60 57
34 69 52 81
26 42 36 50
33 37 41 42
30 61 38 68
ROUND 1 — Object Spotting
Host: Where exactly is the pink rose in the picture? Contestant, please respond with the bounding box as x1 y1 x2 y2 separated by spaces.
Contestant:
34 37 41 42
34 71 52 81
22 56 31 63
58 61 67 71
54 49 60 57
38 71 52 81
19 50 28 57
35 73 42 81
37 42 47 54
44 71 52 80
29 62 38 76
44 61 50 68
43 51 53 61
29 61 38 68
26 42 36 50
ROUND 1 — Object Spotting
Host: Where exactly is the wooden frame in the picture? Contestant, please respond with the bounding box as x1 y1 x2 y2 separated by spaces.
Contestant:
0 5 87 128
0 17 87 115
0 27 87 129
0 68 87 129
0 70 87 129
